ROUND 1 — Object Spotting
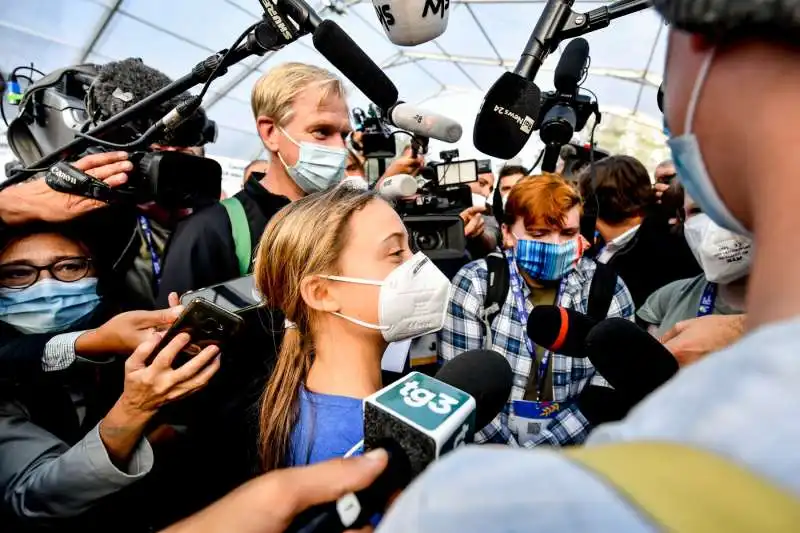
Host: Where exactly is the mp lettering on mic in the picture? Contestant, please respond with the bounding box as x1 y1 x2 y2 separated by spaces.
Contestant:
371 0 450 46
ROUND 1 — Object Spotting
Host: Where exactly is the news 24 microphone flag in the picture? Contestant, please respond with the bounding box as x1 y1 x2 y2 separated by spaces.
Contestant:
364 371 476 478
372 0 451 46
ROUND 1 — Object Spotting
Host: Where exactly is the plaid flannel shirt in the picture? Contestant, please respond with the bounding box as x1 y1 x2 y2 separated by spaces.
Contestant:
438 255 635 448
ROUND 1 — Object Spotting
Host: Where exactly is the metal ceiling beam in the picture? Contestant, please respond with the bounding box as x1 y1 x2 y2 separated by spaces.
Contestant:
78 0 123 63
396 51 663 88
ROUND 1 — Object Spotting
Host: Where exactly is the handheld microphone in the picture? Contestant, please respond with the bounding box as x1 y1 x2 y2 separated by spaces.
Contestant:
553 38 589 94
288 349 513 533
585 318 679 407
526 305 597 358
371 0 450 46
312 20 399 111
387 103 462 143
377 173 418 200
472 74 541 159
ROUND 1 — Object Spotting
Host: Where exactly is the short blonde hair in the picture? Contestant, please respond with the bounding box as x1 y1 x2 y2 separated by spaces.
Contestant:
251 62 345 126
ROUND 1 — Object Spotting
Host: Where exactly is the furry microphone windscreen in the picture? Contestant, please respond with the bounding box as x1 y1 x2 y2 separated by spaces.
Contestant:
87 57 209 147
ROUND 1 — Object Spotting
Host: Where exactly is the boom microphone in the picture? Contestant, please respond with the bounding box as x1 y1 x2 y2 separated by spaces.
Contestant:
585 318 679 407
554 38 589 94
288 349 513 533
371 0 450 46
387 103 463 143
526 305 597 358
312 20 399 110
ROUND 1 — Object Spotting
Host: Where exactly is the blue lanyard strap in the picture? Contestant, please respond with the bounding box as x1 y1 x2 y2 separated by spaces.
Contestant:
138 215 162 287
697 282 718 317
506 254 560 401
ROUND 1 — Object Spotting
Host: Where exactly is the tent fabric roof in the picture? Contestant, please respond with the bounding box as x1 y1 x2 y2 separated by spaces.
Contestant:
0 0 669 168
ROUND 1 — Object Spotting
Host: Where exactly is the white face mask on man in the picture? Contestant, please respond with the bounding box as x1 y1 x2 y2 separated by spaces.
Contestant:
684 213 753 284
320 252 451 342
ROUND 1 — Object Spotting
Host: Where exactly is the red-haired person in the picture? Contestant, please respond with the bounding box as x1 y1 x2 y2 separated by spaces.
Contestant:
438 174 634 447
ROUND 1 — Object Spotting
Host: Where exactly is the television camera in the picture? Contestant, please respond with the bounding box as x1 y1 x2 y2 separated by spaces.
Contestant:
394 149 479 261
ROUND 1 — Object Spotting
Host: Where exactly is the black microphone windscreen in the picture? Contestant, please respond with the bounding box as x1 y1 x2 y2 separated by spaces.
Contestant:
526 306 597 358
434 350 513 429
473 72 541 159
554 38 589 94
585 318 679 405
312 20 399 110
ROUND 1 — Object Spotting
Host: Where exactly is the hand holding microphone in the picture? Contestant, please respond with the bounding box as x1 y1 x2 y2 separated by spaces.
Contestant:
288 349 513 532
159 451 390 533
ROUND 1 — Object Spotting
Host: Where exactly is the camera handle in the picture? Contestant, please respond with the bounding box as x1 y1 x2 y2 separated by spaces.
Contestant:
3 17 296 189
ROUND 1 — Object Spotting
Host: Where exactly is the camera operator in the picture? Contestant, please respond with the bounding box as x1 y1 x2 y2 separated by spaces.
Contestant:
155 62 351 304
2 58 213 312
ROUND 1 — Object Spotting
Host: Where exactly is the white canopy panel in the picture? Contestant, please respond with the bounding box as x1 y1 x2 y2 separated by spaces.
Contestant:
0 0 670 170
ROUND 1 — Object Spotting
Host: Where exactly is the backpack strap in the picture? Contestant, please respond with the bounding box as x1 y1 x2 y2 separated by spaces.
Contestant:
480 251 510 349
565 442 800 533
221 197 252 276
586 261 617 321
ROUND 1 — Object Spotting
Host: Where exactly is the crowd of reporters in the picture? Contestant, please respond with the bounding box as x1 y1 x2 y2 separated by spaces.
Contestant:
1 0 798 530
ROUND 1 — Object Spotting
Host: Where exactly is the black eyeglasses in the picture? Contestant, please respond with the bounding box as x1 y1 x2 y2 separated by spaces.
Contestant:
0 257 92 289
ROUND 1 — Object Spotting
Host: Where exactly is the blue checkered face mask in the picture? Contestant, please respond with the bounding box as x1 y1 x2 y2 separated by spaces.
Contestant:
513 235 580 281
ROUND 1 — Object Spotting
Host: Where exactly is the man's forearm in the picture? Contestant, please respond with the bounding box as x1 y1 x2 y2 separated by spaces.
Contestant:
99 400 154 471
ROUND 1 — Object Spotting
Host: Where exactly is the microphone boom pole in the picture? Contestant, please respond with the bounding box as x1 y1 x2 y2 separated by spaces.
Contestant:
3 17 299 188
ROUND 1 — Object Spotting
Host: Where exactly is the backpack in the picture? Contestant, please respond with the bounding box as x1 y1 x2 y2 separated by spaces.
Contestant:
480 251 617 349
221 197 252 276
565 442 800 532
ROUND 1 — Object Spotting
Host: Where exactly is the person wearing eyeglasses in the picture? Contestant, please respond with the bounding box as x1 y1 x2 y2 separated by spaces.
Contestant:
0 225 220 526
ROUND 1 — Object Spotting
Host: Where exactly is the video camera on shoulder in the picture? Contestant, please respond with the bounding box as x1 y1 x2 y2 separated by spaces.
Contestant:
393 149 476 261
4 60 221 208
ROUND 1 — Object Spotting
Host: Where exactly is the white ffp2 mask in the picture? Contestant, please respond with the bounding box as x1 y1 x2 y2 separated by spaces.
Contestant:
684 213 753 284
321 252 451 342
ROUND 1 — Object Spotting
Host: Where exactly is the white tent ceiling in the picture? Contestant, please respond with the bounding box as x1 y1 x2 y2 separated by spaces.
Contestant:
0 0 669 169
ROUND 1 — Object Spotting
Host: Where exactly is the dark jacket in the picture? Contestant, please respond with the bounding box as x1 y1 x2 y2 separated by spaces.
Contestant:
156 177 290 305
599 215 701 309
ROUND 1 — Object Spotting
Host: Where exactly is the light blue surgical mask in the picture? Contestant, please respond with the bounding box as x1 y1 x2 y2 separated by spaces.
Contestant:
277 128 347 193
666 49 750 237
0 278 101 334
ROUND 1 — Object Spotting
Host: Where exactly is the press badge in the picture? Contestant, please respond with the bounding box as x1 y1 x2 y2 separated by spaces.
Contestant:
509 400 561 443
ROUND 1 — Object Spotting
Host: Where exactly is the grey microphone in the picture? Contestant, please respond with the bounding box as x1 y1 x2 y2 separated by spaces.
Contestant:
377 173 418 200
388 103 463 143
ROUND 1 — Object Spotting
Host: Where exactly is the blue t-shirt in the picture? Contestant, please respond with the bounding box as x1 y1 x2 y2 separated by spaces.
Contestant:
288 387 364 466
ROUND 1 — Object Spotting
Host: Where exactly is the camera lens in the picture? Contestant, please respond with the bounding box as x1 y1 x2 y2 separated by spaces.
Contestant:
201 318 219 334
413 231 443 251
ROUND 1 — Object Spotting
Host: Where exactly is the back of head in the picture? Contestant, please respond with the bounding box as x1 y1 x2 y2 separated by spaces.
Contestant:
502 173 582 229
253 186 378 470
578 155 653 225
251 62 345 127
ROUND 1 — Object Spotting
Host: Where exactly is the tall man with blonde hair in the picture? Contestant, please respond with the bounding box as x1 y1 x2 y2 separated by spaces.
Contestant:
156 62 351 301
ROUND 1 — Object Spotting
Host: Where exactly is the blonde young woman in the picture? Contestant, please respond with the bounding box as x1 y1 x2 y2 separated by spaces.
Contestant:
254 186 452 471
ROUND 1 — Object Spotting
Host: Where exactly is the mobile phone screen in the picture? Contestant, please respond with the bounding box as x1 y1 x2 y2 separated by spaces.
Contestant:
180 275 261 313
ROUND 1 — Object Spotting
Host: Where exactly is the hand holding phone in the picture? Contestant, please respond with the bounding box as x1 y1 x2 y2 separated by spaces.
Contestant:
149 298 245 368
119 332 222 417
